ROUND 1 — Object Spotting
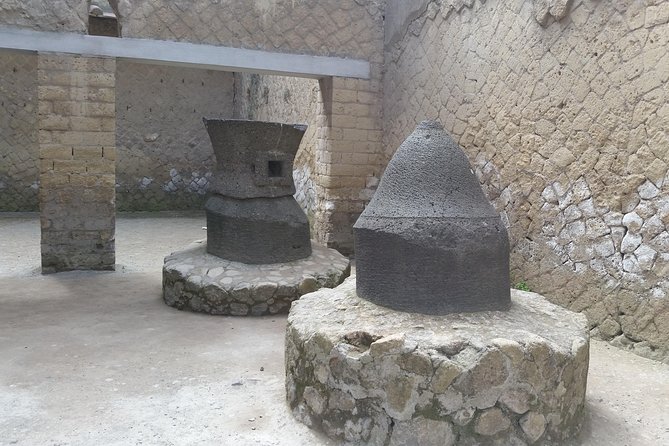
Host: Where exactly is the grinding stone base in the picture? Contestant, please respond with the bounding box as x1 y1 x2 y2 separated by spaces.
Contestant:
286 278 589 446
162 241 350 316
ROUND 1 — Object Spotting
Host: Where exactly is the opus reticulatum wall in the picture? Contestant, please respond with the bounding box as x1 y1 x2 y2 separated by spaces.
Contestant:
384 0 669 361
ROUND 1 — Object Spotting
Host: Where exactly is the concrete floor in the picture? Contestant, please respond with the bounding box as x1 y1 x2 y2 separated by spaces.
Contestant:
0 213 668 446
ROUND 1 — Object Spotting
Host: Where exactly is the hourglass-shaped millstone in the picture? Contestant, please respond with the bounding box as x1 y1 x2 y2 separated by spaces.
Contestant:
353 121 511 314
202 119 311 264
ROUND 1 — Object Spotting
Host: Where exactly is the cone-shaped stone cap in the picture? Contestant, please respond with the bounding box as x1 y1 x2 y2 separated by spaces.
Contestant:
361 121 498 219
353 121 510 315
203 119 307 198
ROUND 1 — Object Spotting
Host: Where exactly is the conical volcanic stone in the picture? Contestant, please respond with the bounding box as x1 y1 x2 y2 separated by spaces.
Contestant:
353 121 510 314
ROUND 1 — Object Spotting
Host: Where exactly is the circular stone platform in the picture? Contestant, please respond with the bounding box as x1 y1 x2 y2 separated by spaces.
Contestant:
286 277 589 446
163 240 350 316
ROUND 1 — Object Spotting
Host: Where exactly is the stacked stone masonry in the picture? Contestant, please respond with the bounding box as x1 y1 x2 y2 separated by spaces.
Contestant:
0 0 88 33
313 76 385 252
115 62 235 211
287 278 590 446
38 53 116 272
114 0 387 253
384 0 669 361
0 50 38 211
163 241 350 316
117 0 384 59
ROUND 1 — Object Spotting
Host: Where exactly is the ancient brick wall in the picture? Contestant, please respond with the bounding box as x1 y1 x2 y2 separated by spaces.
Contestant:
38 53 116 272
384 0 669 360
0 50 38 211
115 62 234 211
315 74 384 251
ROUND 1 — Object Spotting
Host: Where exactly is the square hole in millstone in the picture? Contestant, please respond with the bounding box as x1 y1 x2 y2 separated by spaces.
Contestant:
268 160 283 177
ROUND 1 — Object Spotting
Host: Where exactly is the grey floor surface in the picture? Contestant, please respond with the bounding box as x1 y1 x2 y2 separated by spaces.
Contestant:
0 213 668 446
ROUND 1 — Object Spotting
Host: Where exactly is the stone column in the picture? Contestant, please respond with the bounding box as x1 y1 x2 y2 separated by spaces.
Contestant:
37 53 116 273
313 72 384 254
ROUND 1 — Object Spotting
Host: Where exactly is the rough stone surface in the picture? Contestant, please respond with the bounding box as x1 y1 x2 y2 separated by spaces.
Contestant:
354 121 510 314
286 277 589 446
383 0 669 360
37 54 116 273
0 0 88 32
0 50 38 212
203 119 307 199
202 119 312 263
117 0 383 60
233 74 322 222
205 195 311 264
163 240 349 316
115 63 235 211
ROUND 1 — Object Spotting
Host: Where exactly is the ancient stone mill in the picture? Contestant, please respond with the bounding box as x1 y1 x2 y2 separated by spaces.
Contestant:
286 122 590 446
162 119 350 316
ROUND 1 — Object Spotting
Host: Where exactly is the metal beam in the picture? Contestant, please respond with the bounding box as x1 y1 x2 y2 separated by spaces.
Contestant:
0 26 370 79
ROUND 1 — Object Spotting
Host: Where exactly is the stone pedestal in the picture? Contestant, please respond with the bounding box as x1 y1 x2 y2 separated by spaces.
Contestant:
286 278 589 446
163 240 349 316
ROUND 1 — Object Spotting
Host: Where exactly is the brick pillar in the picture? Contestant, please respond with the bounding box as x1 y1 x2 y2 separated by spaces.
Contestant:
37 53 116 273
314 73 384 254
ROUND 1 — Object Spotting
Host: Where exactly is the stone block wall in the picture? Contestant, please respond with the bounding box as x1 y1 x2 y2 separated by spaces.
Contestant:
115 62 234 210
0 0 88 32
113 0 387 252
384 0 669 361
0 58 236 212
38 53 116 272
314 74 384 252
117 0 384 59
0 50 38 211
1 0 386 252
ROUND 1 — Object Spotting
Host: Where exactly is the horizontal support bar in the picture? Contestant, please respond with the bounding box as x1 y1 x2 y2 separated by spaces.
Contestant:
0 26 370 79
